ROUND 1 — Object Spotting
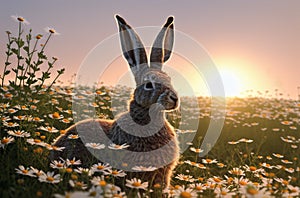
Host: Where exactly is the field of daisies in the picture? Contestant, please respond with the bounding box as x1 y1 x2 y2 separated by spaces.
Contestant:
1 16 300 198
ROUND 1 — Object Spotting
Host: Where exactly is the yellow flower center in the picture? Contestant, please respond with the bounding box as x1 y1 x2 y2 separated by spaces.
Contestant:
52 112 60 118
22 169 28 174
17 17 24 22
249 166 257 171
111 170 118 175
213 177 221 183
66 168 73 173
239 180 247 186
97 165 104 170
221 191 227 195
99 180 106 186
15 131 22 135
46 176 54 182
247 188 258 195
195 186 202 191
206 159 212 163
180 191 192 198
34 117 40 121
132 182 141 187
34 139 41 143
8 122 14 126
1 138 9 144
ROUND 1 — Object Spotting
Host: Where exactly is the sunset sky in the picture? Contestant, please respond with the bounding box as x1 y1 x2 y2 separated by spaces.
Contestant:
1 1 299 98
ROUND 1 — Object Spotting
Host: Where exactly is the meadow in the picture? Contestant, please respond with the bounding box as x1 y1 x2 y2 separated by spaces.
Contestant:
0 17 300 198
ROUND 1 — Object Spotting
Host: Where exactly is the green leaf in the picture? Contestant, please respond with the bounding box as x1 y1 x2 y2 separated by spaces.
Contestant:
23 46 30 53
5 62 11 66
4 70 10 75
11 48 18 55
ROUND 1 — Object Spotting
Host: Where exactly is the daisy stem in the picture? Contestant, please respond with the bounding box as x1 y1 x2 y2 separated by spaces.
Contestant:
14 21 22 85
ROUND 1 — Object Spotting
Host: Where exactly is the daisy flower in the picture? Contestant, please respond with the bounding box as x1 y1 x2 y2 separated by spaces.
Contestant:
38 171 61 184
50 159 66 169
15 165 35 177
26 138 46 147
66 157 82 166
189 147 204 153
202 158 218 164
175 174 195 182
45 144 65 151
49 112 64 119
125 178 148 190
44 27 60 35
7 108 18 114
91 163 111 173
0 136 15 148
108 143 130 150
38 126 59 133
104 169 126 177
74 167 93 176
68 134 79 139
7 130 30 138
174 185 197 198
69 180 88 190
228 167 245 176
11 15 30 25
272 153 284 158
3 121 19 128
132 165 157 172
85 142 105 150
91 175 107 187
30 167 45 177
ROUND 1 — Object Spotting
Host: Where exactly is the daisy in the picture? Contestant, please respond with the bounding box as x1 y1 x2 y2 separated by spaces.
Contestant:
7 108 18 114
44 27 60 35
69 180 88 190
132 165 157 172
272 153 284 158
49 112 64 119
45 144 65 151
38 126 59 133
30 167 45 177
0 136 15 148
90 175 107 187
202 158 218 164
91 163 111 173
66 157 81 166
108 143 130 150
85 142 105 150
11 15 30 25
7 130 30 138
15 165 35 177
26 138 46 147
60 118 72 124
228 167 245 176
214 187 235 198
189 147 204 153
3 121 19 128
13 115 27 121
38 171 61 184
175 174 195 182
281 159 293 164
0 116 11 122
68 134 79 139
104 169 126 177
174 185 197 198
189 183 207 193
125 178 148 190
74 167 93 176
50 159 66 169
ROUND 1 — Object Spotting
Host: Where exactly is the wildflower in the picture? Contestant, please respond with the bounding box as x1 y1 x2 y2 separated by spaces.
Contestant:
30 167 45 177
49 112 63 119
7 130 30 138
228 141 239 145
189 147 204 153
44 27 60 35
108 143 130 150
281 120 293 125
91 163 111 173
68 134 79 139
26 138 46 147
228 167 245 176
3 121 19 128
214 187 235 197
31 117 44 122
38 171 61 184
69 180 88 190
238 138 253 143
15 165 35 177
0 136 15 148
91 176 107 187
13 115 27 120
85 142 105 150
281 159 293 164
189 183 207 193
132 165 157 172
7 108 18 114
174 185 197 198
66 157 81 166
61 118 71 123
45 144 65 151
38 126 59 133
202 158 218 164
175 174 195 182
74 167 93 176
272 153 284 158
11 15 30 25
125 178 148 190
104 169 126 177
50 159 66 169
0 116 11 122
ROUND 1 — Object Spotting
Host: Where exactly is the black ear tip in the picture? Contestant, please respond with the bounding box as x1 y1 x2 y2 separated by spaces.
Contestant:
164 16 174 27
115 14 126 24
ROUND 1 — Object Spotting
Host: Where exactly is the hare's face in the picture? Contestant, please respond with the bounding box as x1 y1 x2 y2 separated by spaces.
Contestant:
134 70 179 111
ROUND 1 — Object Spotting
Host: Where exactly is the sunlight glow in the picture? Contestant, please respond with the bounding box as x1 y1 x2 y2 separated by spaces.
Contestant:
219 69 242 97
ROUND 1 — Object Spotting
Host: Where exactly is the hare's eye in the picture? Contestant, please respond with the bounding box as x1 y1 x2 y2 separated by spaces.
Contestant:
144 82 154 90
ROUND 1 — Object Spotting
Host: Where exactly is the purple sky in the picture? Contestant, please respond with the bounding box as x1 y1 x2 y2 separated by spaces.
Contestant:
1 1 299 98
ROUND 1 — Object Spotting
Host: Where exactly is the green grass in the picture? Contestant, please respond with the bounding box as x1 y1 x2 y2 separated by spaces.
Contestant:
1 16 300 198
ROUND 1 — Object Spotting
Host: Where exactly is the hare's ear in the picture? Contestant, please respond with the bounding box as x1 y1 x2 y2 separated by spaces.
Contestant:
115 15 148 82
150 16 174 70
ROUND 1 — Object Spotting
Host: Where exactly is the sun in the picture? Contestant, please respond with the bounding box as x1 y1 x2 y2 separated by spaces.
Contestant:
219 69 242 97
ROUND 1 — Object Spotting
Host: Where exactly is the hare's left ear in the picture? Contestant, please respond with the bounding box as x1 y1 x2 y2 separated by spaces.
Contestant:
150 16 174 70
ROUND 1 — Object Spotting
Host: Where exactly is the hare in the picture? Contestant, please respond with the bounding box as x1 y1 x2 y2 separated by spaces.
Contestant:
51 15 180 189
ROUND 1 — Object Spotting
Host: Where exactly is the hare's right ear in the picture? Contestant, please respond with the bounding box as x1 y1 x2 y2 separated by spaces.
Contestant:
150 16 174 70
115 15 148 83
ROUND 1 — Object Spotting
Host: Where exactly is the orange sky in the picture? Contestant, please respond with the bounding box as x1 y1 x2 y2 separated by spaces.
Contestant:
0 1 300 98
